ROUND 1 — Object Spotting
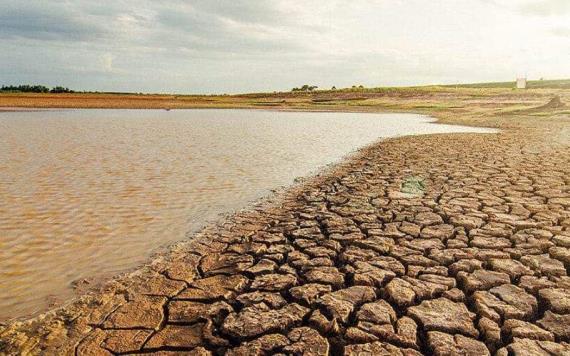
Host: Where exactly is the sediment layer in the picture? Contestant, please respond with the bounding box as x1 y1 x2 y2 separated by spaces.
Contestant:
1 103 569 355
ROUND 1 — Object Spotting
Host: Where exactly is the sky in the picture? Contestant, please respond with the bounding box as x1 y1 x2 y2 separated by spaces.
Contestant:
0 0 569 94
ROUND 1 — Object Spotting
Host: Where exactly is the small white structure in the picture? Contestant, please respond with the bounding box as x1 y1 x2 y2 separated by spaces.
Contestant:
516 77 527 89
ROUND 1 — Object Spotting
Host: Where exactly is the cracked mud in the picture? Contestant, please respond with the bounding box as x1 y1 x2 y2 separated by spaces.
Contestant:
1 111 569 355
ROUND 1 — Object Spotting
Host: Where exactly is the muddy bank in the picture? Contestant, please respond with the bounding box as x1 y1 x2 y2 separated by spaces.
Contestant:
1 105 569 354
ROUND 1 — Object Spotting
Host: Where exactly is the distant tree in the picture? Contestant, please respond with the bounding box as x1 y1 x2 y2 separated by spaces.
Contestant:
1 84 73 93
49 86 74 93
331 86 336 90
292 84 318 92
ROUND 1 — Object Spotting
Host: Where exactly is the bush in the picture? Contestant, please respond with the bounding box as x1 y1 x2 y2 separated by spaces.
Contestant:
291 84 318 92
0 84 74 93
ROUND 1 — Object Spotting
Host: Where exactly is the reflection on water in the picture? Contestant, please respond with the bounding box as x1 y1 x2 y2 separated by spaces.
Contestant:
0 109 495 320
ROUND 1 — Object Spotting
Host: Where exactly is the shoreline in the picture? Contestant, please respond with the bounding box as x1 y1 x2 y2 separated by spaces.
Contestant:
1 91 569 354
0 110 494 323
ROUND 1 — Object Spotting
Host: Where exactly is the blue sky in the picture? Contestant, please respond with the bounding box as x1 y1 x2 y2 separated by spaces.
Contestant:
1 0 569 93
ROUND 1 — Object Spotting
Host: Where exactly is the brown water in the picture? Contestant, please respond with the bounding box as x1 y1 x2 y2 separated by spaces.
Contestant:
0 109 495 320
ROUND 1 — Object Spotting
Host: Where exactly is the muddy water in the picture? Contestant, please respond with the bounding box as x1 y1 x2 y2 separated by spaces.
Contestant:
0 109 495 320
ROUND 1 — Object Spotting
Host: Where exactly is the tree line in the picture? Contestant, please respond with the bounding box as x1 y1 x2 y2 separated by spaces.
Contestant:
0 85 74 93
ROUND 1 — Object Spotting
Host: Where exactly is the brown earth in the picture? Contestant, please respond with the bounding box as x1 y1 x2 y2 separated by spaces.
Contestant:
1 88 569 355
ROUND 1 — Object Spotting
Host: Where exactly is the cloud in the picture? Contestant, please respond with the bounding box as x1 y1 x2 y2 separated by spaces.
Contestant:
0 1 108 41
0 0 569 93
100 53 114 72
516 0 570 16
551 26 570 37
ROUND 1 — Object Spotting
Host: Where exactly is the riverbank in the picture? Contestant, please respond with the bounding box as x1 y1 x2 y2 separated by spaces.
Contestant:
1 89 569 355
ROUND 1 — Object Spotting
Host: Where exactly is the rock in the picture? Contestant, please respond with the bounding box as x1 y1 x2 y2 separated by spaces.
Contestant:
488 258 533 279
128 272 186 297
161 255 201 283
308 310 340 335
520 254 566 277
330 232 365 243
404 238 445 253
318 286 376 323
370 256 406 275
102 295 166 329
470 235 511 249
344 341 422 356
395 316 420 349
289 283 332 305
504 338 570 355
449 259 483 276
168 300 232 323
75 329 113 355
199 253 254 276
549 246 570 266
457 269 511 292
385 278 416 307
144 323 205 349
537 311 570 341
539 288 570 314
176 275 248 301
245 259 277 275
518 276 555 295
420 224 454 240
427 331 490 356
399 222 421 237
357 300 397 325
402 276 451 301
345 327 379 343
417 274 456 288
407 298 478 338
236 291 286 309
473 288 536 323
250 273 297 291
553 234 570 248
502 319 554 341
226 334 290 355
450 215 485 230
352 261 396 288
414 212 444 226
478 317 501 348
101 329 153 353
283 327 329 355
353 237 394 254
442 288 465 302
221 303 309 338
489 284 537 319
304 266 345 287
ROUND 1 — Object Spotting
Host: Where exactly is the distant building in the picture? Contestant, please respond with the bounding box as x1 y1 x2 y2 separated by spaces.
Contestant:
516 77 527 89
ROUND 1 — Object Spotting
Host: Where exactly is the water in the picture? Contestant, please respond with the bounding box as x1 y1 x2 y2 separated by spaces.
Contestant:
0 109 495 320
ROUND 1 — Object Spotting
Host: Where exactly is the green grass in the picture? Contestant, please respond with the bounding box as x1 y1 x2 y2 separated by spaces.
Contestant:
401 176 426 195
443 79 570 90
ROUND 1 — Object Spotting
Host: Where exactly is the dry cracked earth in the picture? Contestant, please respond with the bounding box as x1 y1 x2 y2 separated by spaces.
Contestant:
1 117 570 355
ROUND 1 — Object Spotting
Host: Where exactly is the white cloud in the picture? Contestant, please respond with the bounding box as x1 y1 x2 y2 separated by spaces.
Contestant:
0 0 568 93
517 0 570 16
100 53 114 73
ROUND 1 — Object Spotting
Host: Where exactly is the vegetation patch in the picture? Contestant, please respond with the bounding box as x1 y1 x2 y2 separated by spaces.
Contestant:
401 176 426 195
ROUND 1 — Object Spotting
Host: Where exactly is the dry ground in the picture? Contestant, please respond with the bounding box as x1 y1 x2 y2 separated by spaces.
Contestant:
1 87 569 355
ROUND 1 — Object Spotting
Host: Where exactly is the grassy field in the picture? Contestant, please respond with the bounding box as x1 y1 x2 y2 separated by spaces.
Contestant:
1 82 569 128
442 78 570 89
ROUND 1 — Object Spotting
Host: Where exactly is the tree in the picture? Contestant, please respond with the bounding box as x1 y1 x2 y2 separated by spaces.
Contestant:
292 84 318 92
0 84 74 93
50 86 74 93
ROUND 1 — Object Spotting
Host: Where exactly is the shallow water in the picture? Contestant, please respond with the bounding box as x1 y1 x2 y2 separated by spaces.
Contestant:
0 109 495 320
